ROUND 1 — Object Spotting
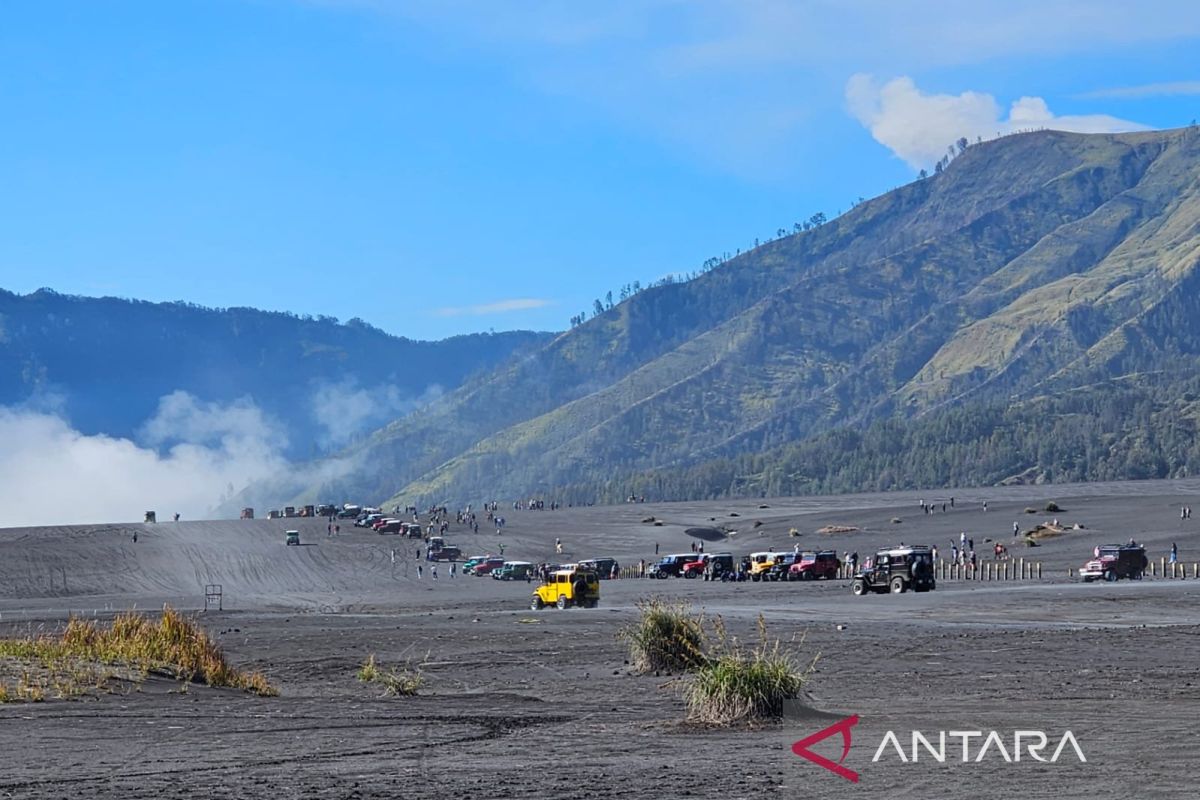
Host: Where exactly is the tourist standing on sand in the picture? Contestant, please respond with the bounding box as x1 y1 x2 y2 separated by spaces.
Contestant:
555 538 563 555
654 542 659 555
416 564 423 579
431 564 438 580
1170 543 1178 563
1013 521 1019 536
450 562 456 577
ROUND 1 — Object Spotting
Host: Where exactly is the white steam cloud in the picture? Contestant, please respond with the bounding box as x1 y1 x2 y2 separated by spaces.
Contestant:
846 74 1149 169
311 381 443 447
0 393 286 527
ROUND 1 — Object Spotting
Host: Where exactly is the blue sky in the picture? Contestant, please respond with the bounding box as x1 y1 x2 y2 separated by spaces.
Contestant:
1 0 1197 340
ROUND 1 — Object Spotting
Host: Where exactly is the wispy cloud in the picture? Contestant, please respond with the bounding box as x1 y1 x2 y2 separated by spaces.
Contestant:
434 298 554 317
1078 80 1200 99
846 75 1149 169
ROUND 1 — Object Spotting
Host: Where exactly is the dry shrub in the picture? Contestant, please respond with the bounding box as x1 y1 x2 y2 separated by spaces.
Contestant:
0 607 276 698
358 653 423 696
683 617 813 727
619 599 707 674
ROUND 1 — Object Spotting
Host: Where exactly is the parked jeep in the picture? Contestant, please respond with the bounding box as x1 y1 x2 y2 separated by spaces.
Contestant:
763 552 800 581
648 554 700 578
285 530 300 546
493 561 534 581
748 552 779 581
426 545 461 562
470 557 506 576
578 557 620 578
851 545 935 595
789 550 841 581
681 553 734 579
1080 544 1147 582
530 568 600 609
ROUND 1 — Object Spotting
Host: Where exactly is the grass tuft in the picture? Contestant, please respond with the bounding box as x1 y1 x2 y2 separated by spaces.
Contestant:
357 654 423 696
683 616 813 726
0 607 277 699
619 599 707 674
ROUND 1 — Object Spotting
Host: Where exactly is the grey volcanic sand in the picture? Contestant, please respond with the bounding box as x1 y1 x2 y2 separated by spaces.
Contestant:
1 479 1198 799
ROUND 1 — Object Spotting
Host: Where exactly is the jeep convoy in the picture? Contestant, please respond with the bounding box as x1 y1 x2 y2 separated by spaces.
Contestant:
851 545 936 595
1079 544 1147 582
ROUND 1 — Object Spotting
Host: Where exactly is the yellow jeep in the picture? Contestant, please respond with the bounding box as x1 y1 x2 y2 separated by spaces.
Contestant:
749 551 778 581
531 568 600 610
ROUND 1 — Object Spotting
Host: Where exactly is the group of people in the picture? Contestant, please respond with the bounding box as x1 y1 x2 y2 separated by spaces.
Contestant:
919 498 955 515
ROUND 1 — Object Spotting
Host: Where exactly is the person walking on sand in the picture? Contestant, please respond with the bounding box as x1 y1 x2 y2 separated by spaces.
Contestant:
431 564 438 580
416 564 423 579
132 530 138 543
1170 542 1178 563
450 562 456 577
555 538 563 556
1012 521 1019 536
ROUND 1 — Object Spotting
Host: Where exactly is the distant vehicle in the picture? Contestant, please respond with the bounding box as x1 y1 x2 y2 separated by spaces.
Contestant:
357 514 384 528
493 561 534 581
427 536 446 552
402 522 424 538
471 557 506 576
648 554 700 578
337 505 360 519
144 511 157 523
300 504 315 517
530 567 600 610
267 509 282 520
460 555 490 573
748 552 779 581
681 552 734 579
851 545 935 595
240 507 254 520
427 545 461 562
763 552 799 581
284 506 297 518
316 504 338 517
789 550 841 581
285 530 300 546
376 519 404 534
578 557 619 578
1080 544 1147 582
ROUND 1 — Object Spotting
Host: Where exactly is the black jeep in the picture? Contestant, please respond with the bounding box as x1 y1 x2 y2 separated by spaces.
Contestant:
851 545 936 595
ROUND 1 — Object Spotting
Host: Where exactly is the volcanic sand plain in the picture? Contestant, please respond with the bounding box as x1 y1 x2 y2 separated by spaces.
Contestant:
1 479 1198 799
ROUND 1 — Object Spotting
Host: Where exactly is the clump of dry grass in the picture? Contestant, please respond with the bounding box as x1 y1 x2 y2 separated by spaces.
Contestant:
683 616 813 726
357 654 423 696
619 599 707 674
0 607 277 700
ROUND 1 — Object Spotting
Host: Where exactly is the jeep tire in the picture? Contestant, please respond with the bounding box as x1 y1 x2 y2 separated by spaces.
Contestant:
556 595 569 610
530 596 543 611
851 578 868 596
1104 569 1117 583
890 576 907 594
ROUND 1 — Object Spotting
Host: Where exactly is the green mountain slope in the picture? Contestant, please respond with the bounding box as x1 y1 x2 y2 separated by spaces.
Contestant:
296 126 1200 506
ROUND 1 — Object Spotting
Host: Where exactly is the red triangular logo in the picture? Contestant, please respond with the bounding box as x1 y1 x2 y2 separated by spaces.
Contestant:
791 715 860 783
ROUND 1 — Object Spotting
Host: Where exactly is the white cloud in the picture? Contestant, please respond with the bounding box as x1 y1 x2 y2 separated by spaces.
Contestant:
846 75 1149 169
299 1 1197 177
310 380 443 447
434 298 553 317
0 394 287 527
1078 80 1200 99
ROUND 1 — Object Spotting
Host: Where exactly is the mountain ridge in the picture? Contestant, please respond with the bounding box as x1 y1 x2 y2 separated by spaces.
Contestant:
253 126 1200 505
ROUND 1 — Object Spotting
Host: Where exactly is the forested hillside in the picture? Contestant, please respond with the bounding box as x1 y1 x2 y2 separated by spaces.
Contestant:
278 126 1200 506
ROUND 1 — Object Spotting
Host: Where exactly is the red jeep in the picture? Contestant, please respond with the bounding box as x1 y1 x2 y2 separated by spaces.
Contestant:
1080 544 1147 582
788 550 841 581
471 557 507 576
